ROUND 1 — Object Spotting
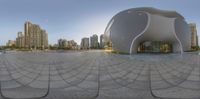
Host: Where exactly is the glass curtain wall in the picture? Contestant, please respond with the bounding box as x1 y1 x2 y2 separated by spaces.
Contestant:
137 41 172 53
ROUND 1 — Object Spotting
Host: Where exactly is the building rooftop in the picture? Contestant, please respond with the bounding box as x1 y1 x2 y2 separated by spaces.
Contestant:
124 7 184 19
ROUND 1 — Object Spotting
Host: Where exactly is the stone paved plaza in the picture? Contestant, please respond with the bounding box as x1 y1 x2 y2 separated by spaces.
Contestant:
0 50 199 99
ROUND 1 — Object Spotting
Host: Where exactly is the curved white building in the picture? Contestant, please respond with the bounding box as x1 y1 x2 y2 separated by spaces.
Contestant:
104 7 191 54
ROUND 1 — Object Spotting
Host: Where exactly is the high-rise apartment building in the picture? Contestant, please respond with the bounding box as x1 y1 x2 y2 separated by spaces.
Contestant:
41 30 48 49
100 34 105 49
189 23 198 47
90 34 99 49
16 32 25 48
24 21 48 49
81 37 89 49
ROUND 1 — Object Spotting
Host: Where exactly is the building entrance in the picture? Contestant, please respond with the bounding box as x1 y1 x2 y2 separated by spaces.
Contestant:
137 41 172 53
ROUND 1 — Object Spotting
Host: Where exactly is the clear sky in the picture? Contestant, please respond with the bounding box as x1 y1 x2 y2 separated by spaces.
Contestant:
0 0 199 45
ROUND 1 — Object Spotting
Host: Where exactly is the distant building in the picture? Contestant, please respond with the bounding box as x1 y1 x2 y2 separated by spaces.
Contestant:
6 40 16 47
81 37 89 49
16 32 25 48
100 34 105 49
58 39 67 48
24 21 48 49
67 40 78 50
197 37 198 47
58 39 78 50
189 23 199 48
90 34 99 49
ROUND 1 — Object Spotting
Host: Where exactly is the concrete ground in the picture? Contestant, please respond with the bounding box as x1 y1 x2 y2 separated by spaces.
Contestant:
0 50 199 99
